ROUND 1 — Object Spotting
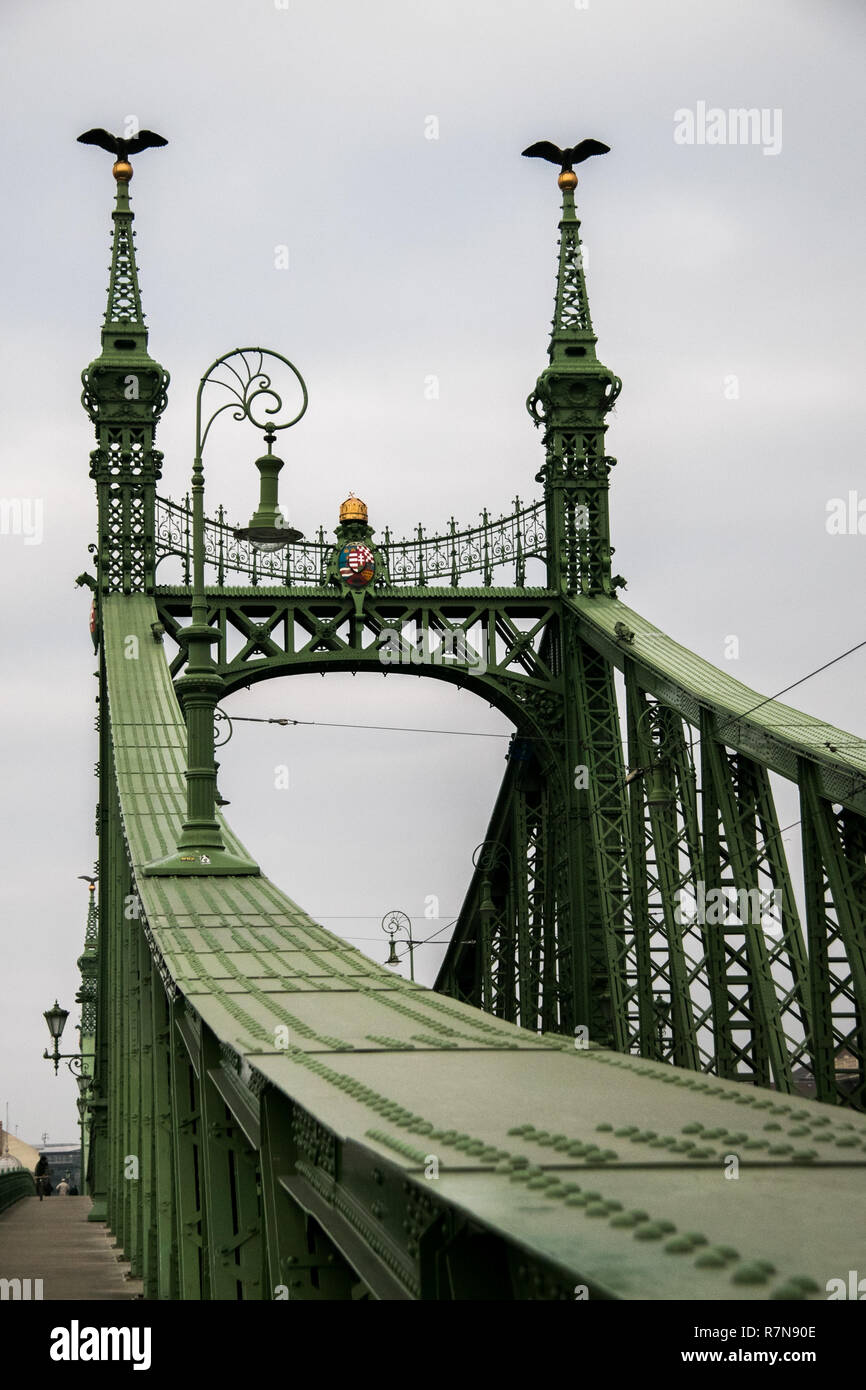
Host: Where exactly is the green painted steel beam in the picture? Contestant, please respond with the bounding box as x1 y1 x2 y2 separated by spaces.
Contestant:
566 595 866 817
93 593 866 1299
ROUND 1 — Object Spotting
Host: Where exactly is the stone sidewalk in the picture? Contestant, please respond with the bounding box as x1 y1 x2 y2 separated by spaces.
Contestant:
0 1196 143 1300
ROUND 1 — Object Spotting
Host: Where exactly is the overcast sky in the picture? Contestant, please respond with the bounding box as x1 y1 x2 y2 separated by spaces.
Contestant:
1 0 863 1147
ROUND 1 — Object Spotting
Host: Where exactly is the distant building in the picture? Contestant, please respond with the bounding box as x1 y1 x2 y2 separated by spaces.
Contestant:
791 1049 861 1101
0 1127 41 1173
39 1144 81 1192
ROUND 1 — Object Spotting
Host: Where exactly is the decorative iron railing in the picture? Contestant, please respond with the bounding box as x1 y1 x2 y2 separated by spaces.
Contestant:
154 494 547 588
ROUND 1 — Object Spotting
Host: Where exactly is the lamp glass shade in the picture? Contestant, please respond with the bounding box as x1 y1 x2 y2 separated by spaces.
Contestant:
233 517 304 553
44 1001 69 1040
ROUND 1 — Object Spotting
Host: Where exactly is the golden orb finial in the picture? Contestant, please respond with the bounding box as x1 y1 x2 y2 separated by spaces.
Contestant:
112 159 133 182
339 492 368 524
558 170 577 191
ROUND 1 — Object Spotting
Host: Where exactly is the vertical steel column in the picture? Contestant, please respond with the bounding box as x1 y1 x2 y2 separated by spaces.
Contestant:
106 776 128 1248
259 1090 358 1300
625 675 670 1059
568 636 634 1049
123 871 142 1276
169 1000 208 1299
199 1028 263 1299
150 976 178 1298
627 695 700 1068
800 763 866 1108
137 928 157 1296
89 684 113 1223
701 733 793 1089
512 790 531 1026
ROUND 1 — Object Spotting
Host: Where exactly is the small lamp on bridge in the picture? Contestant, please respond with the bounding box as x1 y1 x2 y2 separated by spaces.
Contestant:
43 1001 70 1076
232 427 303 553
382 910 415 982
43 1000 86 1077
44 1001 69 1045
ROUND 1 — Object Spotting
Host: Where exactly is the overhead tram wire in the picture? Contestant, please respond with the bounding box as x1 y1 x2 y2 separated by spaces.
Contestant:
218 634 866 747
227 714 513 738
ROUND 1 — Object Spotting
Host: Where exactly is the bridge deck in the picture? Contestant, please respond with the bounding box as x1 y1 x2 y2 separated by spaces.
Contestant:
103 595 866 1300
0 1197 140 1300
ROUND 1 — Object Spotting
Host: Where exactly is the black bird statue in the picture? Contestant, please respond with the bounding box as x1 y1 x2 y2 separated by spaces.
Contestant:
522 139 609 190
521 139 610 172
77 127 168 159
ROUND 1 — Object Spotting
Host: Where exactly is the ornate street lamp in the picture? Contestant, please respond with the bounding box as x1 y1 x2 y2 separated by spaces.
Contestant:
471 841 511 1011
233 427 304 551
42 1001 85 1078
144 348 307 877
382 910 415 982
42 1000 91 1194
624 703 676 805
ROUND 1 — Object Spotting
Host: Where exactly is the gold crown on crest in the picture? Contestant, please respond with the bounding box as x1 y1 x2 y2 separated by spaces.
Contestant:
339 493 368 524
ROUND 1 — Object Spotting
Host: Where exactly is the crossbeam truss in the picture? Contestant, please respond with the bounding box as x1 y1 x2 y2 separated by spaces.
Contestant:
437 642 866 1110
152 578 866 1110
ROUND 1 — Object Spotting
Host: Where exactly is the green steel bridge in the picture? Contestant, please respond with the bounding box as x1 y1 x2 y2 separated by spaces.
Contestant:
62 136 866 1300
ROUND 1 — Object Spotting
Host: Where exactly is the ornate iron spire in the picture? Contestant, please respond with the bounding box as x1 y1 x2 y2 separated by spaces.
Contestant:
526 158 623 598
549 176 597 362
76 881 98 1038
102 168 147 347
80 140 170 595
77 128 167 361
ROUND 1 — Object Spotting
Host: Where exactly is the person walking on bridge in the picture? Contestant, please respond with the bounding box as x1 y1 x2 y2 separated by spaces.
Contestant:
56 1178 69 1196
35 1153 48 1201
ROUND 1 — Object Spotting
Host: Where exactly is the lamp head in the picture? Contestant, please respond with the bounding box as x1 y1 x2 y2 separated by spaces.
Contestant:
233 428 303 551
44 1001 69 1041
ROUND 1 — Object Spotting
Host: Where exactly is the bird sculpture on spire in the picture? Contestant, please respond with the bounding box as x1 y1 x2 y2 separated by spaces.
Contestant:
77 127 168 160
521 139 610 172
77 127 168 181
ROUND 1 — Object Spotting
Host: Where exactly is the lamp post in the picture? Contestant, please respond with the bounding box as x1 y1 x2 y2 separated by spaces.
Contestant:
382 910 415 981
625 703 675 797
144 348 307 876
42 1002 91 1192
472 841 511 1011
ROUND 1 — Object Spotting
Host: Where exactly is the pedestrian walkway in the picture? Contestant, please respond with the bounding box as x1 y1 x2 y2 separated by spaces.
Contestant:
0 1196 142 1300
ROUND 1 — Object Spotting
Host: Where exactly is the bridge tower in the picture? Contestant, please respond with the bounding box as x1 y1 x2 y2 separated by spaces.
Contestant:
527 168 623 599
524 169 632 1050
434 168 637 1051
80 154 169 1231
80 156 169 596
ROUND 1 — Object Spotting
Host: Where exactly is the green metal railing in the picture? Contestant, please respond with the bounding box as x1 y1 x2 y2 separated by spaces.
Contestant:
0 1169 35 1214
154 493 546 589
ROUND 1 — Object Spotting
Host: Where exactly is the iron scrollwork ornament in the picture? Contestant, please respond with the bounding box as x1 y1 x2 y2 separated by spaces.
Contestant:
197 348 308 454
